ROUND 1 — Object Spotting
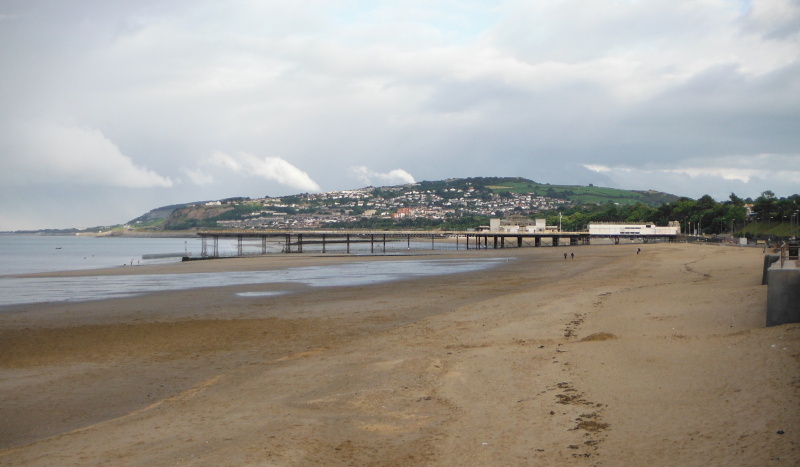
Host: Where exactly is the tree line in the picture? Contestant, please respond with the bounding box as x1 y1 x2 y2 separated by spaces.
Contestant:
541 191 799 236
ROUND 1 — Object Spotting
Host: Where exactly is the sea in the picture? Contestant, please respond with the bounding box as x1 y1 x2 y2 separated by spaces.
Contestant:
0 235 502 307
0 235 207 275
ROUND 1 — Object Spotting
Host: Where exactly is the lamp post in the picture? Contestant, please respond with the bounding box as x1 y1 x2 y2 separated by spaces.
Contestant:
782 214 785 239
755 216 758 241
794 210 799 239
769 216 773 240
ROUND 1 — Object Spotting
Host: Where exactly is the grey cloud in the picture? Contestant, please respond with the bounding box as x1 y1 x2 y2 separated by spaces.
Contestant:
0 0 798 229
742 0 800 39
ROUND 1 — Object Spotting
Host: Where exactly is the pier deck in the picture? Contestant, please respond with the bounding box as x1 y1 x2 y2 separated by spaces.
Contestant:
196 229 676 257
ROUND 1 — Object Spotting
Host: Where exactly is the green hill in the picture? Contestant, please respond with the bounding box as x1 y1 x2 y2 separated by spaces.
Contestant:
480 179 678 206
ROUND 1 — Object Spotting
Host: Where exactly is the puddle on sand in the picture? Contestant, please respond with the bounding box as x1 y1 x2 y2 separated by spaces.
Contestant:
236 291 288 298
0 258 510 307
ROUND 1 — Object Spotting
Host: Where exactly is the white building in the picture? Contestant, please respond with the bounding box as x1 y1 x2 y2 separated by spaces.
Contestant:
588 222 679 236
489 218 555 233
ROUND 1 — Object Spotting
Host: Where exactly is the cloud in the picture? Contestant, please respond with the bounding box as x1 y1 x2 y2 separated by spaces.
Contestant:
743 0 800 39
0 1 798 230
182 167 215 186
0 120 172 188
350 166 416 186
207 152 321 192
583 154 800 199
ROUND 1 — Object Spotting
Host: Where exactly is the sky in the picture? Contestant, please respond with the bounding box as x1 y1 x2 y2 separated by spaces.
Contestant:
1 0 799 230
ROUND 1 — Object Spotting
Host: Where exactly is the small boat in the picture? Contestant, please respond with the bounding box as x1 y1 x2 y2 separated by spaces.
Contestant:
55 247 62 249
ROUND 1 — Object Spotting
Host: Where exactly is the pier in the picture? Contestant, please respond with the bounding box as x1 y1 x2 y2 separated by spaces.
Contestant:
195 229 676 257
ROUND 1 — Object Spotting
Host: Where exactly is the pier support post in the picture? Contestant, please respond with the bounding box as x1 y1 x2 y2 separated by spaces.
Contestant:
383 235 386 253
237 235 243 256
517 236 522 248
431 234 435 250
262 236 267 255
213 235 219 257
371 234 374 254
347 234 351 254
535 237 541 247
407 235 410 250
285 234 291 253
553 237 559 247
322 234 326 253
466 235 469 250
298 234 303 253
494 236 498 249
501 236 505 248
201 236 207 257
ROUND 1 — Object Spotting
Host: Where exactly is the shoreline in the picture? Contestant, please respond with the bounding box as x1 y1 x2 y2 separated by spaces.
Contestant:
1 243 797 465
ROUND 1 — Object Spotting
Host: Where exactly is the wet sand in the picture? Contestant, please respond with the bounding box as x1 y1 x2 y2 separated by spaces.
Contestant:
1 244 797 466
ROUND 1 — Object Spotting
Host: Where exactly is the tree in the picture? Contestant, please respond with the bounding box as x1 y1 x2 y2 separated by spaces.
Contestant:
729 193 744 207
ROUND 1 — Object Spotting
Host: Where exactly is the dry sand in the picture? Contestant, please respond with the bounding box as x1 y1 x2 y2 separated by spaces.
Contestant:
0 244 797 466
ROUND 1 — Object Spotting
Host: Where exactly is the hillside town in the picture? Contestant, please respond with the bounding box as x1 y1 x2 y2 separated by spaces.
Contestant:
171 184 574 230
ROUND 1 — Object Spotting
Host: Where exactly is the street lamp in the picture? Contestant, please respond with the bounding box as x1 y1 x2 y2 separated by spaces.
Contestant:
767 216 774 244
794 210 799 239
755 216 759 240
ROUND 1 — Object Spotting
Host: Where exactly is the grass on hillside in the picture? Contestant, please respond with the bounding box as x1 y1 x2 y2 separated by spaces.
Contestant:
737 221 799 238
488 181 671 206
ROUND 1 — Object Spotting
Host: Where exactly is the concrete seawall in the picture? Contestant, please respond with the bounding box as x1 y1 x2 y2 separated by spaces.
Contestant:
762 254 780 285
766 262 800 327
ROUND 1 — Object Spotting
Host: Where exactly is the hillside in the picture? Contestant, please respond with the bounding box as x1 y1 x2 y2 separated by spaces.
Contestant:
122 177 680 232
478 179 678 206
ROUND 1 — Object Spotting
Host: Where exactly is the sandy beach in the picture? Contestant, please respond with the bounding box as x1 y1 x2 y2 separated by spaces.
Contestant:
1 243 797 466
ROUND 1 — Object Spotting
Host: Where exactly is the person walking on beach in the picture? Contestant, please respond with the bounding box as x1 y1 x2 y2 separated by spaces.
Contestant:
637 248 641 255
571 252 574 260
564 252 568 260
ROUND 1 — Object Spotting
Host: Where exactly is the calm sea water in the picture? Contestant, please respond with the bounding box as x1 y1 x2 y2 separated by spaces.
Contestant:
0 235 463 276
0 235 505 307
0 258 507 307
0 235 207 275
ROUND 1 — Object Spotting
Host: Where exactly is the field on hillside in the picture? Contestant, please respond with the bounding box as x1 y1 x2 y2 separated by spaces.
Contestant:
487 181 678 206
738 221 799 238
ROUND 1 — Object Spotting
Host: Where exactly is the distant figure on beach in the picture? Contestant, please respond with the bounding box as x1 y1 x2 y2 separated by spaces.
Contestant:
571 252 574 260
564 252 568 260
637 248 641 255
